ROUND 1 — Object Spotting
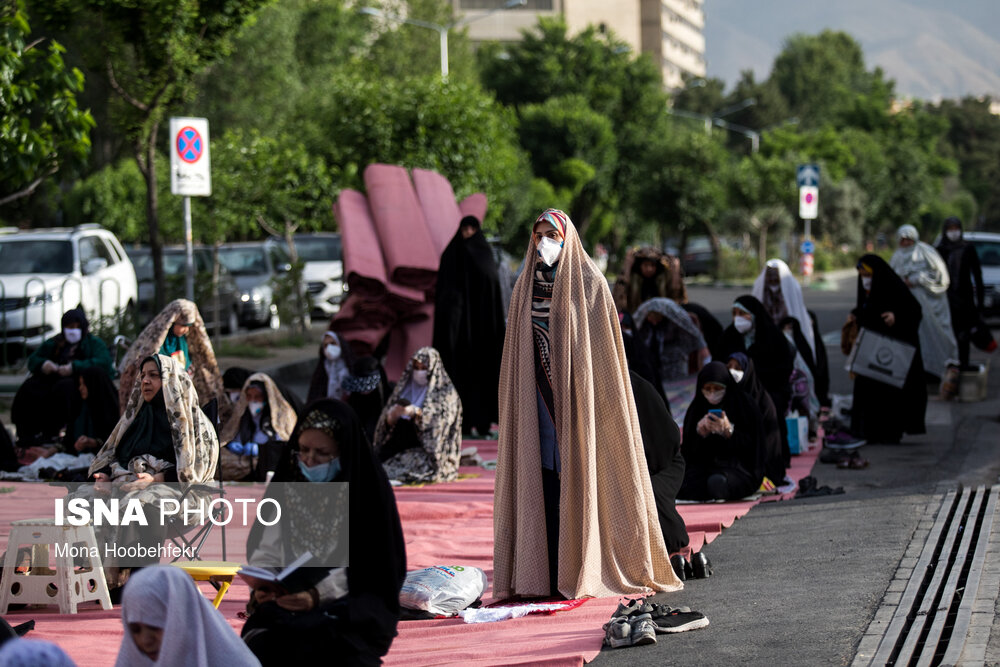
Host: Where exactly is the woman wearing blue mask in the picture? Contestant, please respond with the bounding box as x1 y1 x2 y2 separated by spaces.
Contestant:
243 399 406 666
219 374 297 481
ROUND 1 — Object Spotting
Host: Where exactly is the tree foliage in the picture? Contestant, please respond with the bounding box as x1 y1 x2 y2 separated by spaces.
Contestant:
0 1 94 210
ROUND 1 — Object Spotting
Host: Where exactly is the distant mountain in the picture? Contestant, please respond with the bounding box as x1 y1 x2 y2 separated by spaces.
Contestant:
705 0 1000 100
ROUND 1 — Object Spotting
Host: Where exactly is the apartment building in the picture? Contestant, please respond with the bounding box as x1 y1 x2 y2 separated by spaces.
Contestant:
453 0 706 89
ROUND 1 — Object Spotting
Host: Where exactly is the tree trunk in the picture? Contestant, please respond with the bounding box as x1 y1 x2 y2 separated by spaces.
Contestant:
704 223 723 279
144 123 165 312
758 224 768 271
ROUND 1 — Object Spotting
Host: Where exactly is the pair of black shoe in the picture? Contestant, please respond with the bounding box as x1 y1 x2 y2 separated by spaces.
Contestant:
671 553 712 581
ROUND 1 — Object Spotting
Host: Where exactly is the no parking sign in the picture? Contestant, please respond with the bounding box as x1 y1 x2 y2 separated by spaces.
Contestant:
170 117 211 197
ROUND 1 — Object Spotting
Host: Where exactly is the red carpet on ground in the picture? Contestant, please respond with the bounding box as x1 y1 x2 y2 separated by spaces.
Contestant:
0 440 820 666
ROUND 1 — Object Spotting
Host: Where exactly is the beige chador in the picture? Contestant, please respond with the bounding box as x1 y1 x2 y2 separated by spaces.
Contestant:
493 210 681 600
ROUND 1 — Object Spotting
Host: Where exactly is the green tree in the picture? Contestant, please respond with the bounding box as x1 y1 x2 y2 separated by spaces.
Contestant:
40 0 269 309
478 18 670 239
293 72 527 232
634 126 731 274
771 30 894 129
930 97 1000 228
0 1 94 209
728 153 796 267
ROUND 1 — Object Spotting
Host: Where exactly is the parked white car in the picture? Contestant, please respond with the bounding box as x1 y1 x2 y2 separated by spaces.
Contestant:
962 232 1000 318
0 225 138 347
267 233 344 319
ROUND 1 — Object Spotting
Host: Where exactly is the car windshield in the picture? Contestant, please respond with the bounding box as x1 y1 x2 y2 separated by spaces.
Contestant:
282 237 341 263
218 247 268 275
972 241 1000 267
0 240 74 275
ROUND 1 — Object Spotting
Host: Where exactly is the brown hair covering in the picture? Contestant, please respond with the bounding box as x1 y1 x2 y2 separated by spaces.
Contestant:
612 246 687 313
494 210 680 599
118 299 228 420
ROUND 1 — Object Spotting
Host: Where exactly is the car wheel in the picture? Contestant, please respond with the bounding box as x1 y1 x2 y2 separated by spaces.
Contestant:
225 308 240 335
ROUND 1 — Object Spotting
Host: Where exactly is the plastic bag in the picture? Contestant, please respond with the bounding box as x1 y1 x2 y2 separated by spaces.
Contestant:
399 565 488 616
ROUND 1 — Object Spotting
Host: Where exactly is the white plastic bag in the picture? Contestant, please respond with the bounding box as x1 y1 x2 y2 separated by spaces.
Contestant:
399 565 488 616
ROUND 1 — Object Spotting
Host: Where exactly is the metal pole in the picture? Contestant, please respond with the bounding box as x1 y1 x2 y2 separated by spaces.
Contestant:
439 28 448 78
184 196 194 301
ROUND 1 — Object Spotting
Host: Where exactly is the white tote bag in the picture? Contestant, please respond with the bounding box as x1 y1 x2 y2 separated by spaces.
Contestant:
846 328 916 389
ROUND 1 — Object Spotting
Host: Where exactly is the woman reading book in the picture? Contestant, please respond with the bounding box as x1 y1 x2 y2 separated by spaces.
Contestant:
241 399 407 666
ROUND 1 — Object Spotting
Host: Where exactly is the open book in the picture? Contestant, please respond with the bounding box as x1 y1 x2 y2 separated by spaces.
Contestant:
237 551 329 595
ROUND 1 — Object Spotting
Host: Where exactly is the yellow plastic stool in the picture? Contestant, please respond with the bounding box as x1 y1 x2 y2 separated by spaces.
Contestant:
170 561 242 608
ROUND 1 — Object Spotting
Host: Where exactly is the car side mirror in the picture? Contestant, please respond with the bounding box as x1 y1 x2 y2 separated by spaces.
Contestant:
83 258 108 275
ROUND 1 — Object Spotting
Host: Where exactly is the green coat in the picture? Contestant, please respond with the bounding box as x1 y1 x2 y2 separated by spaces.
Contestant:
27 333 115 378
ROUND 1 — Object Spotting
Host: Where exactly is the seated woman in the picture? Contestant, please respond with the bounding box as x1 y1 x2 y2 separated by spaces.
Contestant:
630 371 688 554
633 297 709 392
118 299 227 421
219 373 297 481
372 347 462 484
90 354 218 485
224 366 304 416
678 362 766 502
12 308 114 449
65 366 121 455
726 353 785 487
307 331 353 403
241 399 406 666
342 355 391 445
85 354 218 587
117 566 260 666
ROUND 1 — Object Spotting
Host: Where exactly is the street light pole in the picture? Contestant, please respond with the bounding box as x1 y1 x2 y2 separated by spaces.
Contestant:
361 0 525 79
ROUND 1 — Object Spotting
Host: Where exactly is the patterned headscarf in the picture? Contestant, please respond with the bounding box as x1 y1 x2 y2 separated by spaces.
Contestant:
372 347 462 484
219 372 297 445
117 299 228 421
535 208 569 237
90 353 219 483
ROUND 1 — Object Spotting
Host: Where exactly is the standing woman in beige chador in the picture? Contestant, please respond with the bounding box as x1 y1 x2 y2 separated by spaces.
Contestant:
493 209 681 600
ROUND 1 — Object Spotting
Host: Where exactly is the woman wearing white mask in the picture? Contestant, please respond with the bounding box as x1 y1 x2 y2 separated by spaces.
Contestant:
678 362 766 501
218 373 297 481
372 346 462 484
13 308 115 450
494 209 679 600
307 331 353 402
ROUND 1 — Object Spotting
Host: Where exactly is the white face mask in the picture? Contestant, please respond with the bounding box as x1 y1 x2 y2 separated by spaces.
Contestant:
537 236 563 266
729 368 745 383
412 369 429 386
767 283 781 293
862 276 873 291
703 389 726 405
64 328 82 344
733 316 753 334
248 401 264 416
324 344 341 361
946 230 961 242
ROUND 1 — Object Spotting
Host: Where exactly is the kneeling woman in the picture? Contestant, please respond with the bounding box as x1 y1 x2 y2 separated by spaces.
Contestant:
242 400 406 666
372 347 462 484
679 362 766 502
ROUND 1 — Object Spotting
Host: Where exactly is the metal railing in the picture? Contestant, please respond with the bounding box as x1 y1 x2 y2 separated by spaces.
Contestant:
0 275 128 372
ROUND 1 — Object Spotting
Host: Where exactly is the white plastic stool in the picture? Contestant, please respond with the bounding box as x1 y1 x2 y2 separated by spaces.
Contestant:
0 519 112 614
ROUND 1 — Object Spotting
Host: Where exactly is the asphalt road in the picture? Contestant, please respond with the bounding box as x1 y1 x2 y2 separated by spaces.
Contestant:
592 273 1000 666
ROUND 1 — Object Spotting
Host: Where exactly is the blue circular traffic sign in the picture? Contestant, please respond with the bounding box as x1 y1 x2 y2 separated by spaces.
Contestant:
176 127 204 164
801 240 815 254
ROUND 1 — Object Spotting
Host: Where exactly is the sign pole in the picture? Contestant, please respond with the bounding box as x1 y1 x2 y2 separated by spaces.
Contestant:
170 116 211 305
183 196 194 301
